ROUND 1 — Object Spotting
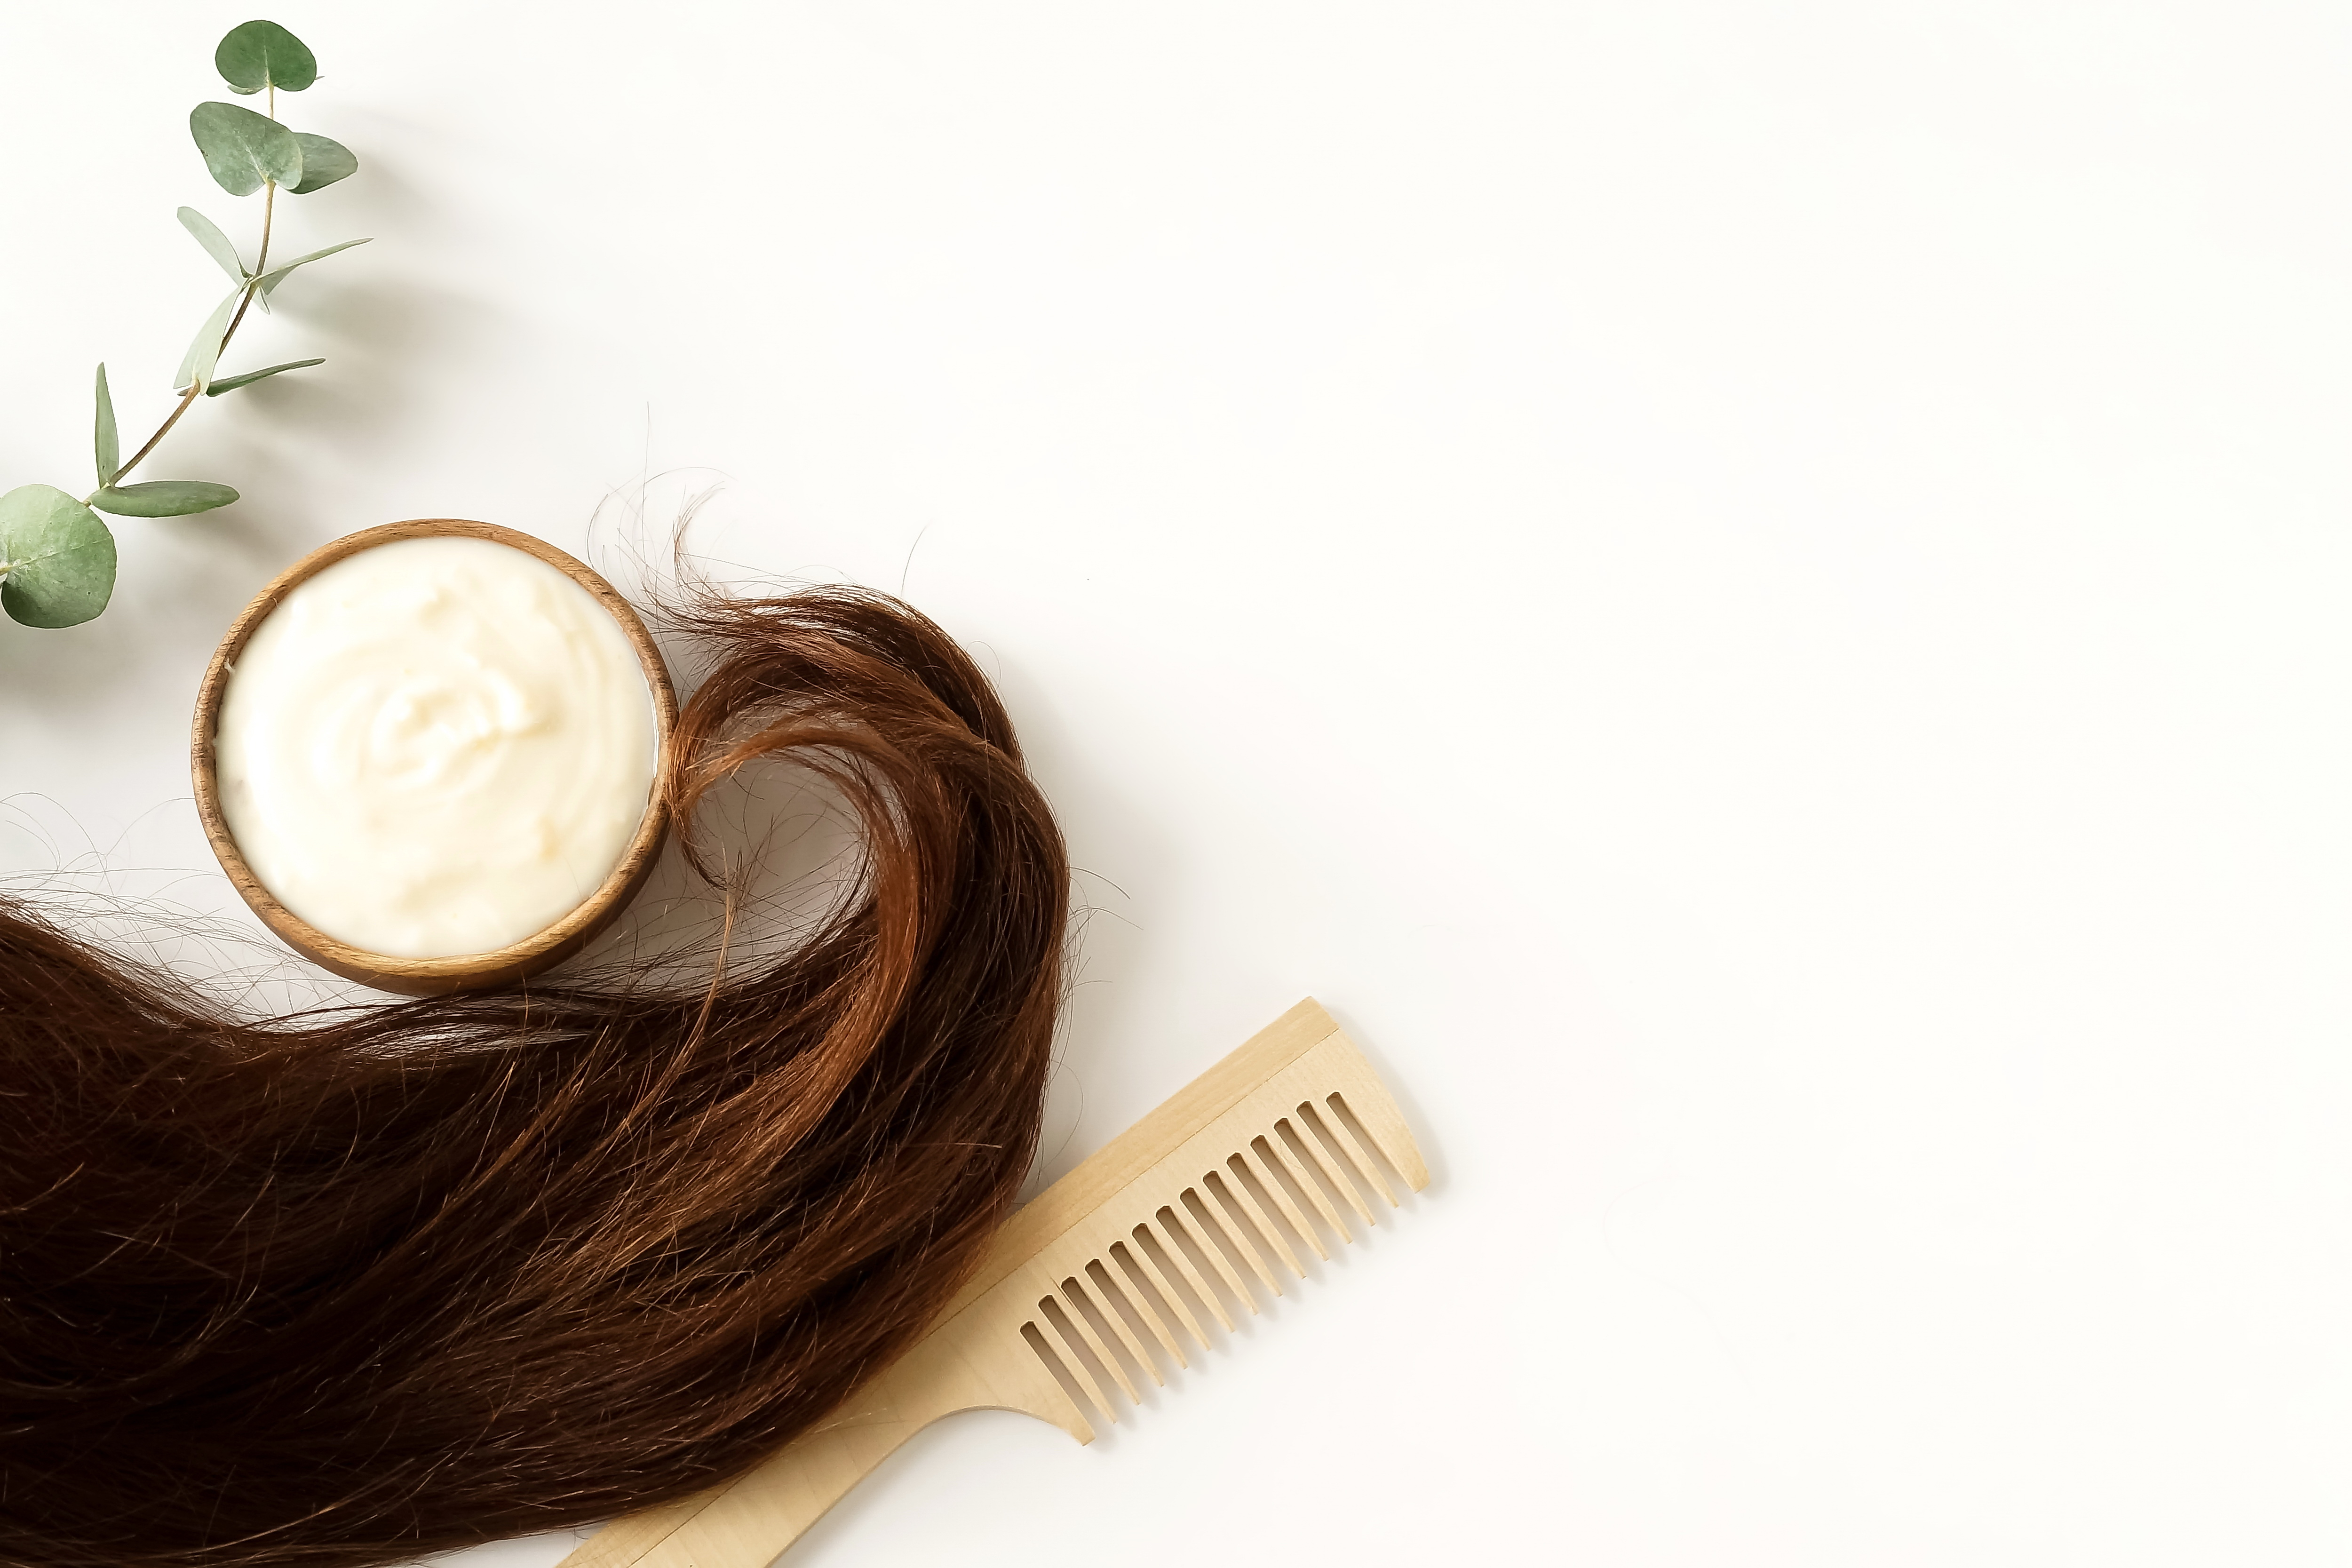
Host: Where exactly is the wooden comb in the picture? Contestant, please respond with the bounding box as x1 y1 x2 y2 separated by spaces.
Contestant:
556 996 1429 1568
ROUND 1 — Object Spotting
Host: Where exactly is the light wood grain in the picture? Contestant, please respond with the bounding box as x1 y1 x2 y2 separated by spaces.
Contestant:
190 519 678 996
556 997 1429 1568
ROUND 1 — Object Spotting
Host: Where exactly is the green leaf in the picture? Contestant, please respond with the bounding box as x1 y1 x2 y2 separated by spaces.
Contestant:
89 481 240 518
0 486 116 629
215 21 317 95
190 102 303 196
206 358 323 396
93 365 119 487
177 207 247 282
287 132 357 194
174 288 245 392
254 237 369 298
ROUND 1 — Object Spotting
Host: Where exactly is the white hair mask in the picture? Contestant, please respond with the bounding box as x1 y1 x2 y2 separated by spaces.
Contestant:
213 533 659 959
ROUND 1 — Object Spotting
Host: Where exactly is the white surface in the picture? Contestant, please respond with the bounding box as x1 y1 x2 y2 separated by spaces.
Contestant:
218 534 658 957
4 3 2349 1563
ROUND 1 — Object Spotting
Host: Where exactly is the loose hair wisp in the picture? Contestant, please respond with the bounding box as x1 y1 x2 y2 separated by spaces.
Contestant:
0 586 1069 1568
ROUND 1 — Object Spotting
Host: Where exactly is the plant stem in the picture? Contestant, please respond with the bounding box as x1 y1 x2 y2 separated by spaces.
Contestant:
205 181 277 366
106 88 283 492
108 385 202 486
257 87 277 279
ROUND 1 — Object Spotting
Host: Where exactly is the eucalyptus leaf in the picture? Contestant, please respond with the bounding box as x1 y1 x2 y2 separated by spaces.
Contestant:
254 237 369 298
205 358 324 397
89 481 240 517
177 207 247 282
215 20 317 95
94 365 119 487
174 288 244 392
0 485 116 629
287 132 357 194
190 102 303 196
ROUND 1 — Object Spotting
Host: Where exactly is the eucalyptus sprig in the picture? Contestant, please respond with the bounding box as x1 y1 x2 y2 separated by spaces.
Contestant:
0 21 367 630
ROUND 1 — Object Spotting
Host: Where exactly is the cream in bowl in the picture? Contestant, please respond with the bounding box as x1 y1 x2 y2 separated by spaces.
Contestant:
195 521 675 994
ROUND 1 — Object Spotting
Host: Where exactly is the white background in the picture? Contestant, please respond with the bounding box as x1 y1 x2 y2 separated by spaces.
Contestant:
5 3 2350 1563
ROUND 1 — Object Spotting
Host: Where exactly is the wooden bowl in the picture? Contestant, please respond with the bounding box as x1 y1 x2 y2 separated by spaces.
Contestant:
191 519 677 996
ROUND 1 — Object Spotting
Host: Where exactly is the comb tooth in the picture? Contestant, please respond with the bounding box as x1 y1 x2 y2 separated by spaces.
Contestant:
1325 1063 1430 1192
1041 1293 1137 1408
1094 1254 1185 1368
1022 1319 1112 1427
1286 1108 1375 1226
1305 1095 1398 1208
1091 1241 1185 1363
1260 1127 1348 1245
1325 1088 1424 1194
1240 1142 1327 1261
1128 1225 1222 1341
1141 1216 1235 1332
1049 1288 1141 1405
1219 1157 1307 1277
1166 1198 1257 1314
1032 1306 1116 1420
1191 1181 1281 1297
1069 1270 1161 1388
1327 1100 1392 1213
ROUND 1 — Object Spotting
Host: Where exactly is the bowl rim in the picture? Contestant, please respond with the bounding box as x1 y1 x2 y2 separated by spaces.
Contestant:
190 518 678 996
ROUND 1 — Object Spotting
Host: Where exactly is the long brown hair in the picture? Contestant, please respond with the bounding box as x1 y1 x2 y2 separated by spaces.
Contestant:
0 585 1068 1568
